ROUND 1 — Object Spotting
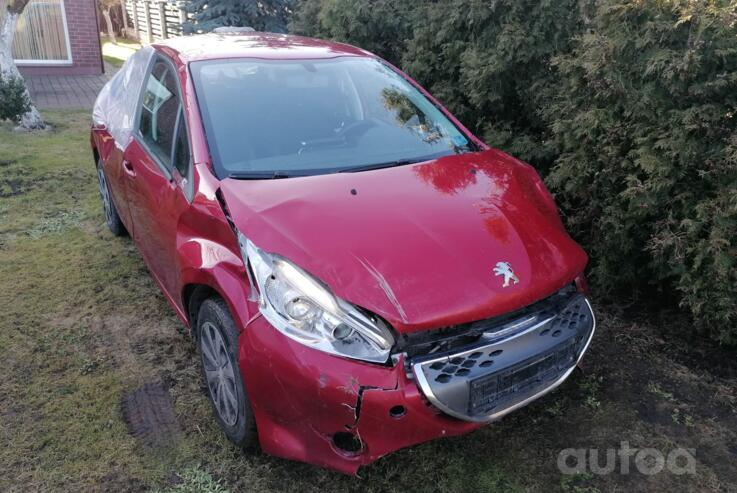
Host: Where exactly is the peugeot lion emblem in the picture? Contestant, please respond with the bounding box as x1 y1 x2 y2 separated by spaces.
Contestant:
493 261 519 288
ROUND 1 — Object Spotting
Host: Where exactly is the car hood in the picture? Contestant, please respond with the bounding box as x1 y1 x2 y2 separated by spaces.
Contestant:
219 149 588 334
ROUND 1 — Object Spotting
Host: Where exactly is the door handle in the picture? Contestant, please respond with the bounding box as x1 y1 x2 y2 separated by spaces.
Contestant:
123 160 135 175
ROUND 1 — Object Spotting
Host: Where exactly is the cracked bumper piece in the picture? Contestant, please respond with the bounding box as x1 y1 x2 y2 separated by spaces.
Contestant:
238 294 594 474
239 315 482 475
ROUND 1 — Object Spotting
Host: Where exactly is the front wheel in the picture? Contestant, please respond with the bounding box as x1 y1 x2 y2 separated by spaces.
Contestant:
197 298 258 450
96 159 127 236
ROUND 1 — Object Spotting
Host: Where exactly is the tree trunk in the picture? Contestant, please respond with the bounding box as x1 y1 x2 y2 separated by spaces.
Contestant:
102 8 117 44
0 11 46 130
120 0 129 37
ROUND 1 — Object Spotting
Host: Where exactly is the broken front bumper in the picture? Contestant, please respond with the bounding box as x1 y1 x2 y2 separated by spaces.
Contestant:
238 293 595 474
411 295 595 422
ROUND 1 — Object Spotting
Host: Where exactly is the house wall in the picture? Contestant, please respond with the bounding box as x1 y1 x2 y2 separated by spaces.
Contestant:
18 0 104 76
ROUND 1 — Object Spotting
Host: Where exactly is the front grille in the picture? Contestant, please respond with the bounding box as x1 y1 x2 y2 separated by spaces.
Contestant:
411 293 595 422
395 285 578 359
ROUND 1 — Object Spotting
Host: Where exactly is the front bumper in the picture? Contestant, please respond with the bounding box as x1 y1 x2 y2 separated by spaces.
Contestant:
238 292 595 474
411 295 595 422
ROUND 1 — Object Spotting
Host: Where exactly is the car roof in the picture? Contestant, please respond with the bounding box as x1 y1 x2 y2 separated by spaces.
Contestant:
152 32 374 65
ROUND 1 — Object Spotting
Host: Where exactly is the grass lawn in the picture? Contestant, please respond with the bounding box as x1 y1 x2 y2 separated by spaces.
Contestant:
101 36 141 68
1 110 736 492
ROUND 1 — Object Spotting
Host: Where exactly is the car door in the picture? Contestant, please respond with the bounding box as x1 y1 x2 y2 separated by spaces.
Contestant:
122 55 193 300
93 128 135 233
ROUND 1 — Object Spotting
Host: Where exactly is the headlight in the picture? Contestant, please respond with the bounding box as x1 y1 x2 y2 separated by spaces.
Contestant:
238 233 395 363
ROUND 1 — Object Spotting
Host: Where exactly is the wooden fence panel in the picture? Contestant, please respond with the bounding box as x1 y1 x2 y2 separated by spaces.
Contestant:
123 0 191 43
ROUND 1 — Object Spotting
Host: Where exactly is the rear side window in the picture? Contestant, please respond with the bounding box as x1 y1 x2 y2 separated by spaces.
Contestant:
139 60 181 168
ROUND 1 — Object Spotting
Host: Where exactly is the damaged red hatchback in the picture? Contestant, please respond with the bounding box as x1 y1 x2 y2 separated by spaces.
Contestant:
91 32 595 474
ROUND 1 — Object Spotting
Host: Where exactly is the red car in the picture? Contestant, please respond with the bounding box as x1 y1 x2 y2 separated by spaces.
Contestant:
91 31 595 474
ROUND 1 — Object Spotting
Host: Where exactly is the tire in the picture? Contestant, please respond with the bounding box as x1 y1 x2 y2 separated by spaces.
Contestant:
95 158 127 237
197 298 258 450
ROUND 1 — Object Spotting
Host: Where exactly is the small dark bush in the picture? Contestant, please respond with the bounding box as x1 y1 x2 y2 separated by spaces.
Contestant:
0 74 30 124
291 0 737 343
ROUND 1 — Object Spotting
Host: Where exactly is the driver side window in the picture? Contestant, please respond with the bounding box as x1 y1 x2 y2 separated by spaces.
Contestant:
139 60 181 171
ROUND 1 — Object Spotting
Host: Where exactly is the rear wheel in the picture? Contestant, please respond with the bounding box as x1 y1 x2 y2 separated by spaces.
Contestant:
197 298 258 449
96 159 127 236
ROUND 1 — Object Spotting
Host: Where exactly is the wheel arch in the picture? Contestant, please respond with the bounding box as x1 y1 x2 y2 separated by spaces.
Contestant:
182 284 219 337
178 243 254 337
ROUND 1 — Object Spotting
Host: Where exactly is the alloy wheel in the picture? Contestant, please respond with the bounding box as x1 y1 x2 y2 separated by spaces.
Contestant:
200 321 239 427
96 165 113 227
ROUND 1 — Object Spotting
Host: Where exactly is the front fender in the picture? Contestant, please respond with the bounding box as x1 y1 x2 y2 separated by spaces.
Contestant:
177 237 255 332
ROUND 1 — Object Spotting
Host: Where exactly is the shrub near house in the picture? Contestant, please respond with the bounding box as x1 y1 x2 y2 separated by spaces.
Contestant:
292 0 737 344
0 74 29 122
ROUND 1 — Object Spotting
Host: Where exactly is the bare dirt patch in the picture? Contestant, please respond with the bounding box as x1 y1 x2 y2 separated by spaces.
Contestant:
0 160 37 198
0 177 35 198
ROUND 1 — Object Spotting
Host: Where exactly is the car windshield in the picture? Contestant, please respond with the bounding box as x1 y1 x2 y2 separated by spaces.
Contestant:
190 57 473 178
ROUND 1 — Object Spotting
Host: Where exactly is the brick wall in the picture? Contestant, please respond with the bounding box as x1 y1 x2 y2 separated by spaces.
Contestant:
19 0 104 76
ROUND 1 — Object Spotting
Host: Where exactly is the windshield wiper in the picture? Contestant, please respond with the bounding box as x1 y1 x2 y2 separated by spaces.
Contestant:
229 171 292 180
337 158 423 173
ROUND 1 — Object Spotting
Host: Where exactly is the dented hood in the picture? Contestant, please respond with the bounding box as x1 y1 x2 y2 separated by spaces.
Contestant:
220 149 587 333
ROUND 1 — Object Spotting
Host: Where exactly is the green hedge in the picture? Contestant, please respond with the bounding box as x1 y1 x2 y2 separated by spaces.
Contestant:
545 1 737 343
291 0 737 344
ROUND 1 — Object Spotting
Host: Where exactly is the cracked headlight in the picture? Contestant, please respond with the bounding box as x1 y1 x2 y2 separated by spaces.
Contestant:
238 233 394 363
